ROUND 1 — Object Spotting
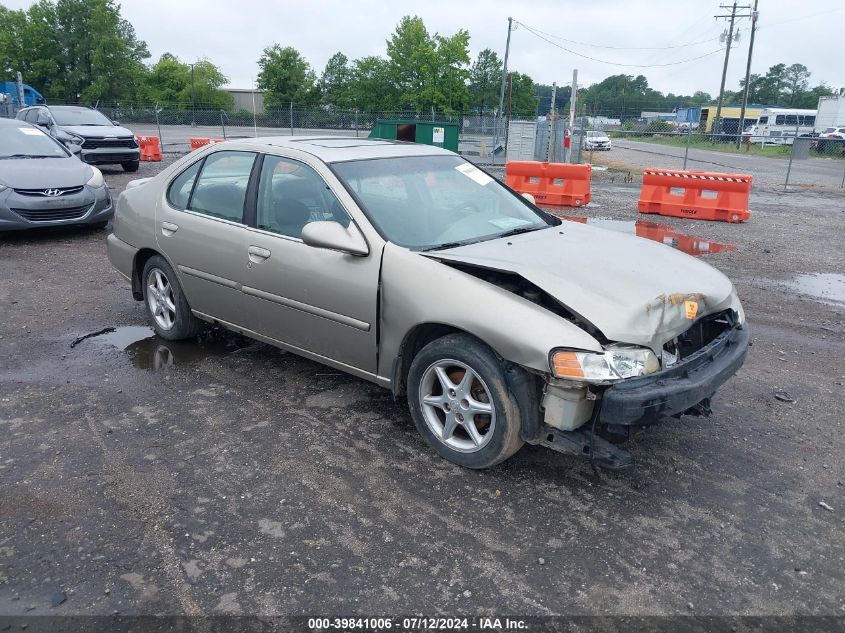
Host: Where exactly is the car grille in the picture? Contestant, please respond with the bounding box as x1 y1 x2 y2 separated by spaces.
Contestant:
10 204 92 222
662 309 736 367
81 137 138 149
13 186 85 197
83 153 134 163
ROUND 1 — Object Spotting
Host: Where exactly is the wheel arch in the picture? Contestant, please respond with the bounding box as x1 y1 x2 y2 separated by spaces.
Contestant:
132 248 179 301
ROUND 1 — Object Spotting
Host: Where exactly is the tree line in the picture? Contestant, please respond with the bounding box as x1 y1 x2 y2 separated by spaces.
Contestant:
0 0 838 117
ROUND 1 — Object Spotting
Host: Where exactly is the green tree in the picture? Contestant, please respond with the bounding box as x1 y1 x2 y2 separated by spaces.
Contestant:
430 30 471 113
346 56 397 111
784 63 811 105
468 48 501 114
386 15 436 110
508 72 538 117
146 53 232 108
0 0 149 102
257 44 318 108
320 52 352 109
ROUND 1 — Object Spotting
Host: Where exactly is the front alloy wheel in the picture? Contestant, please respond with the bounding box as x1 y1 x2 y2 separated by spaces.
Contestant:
407 333 524 469
419 359 496 453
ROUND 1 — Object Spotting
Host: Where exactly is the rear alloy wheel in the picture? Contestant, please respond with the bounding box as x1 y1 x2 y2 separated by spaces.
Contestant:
408 334 523 468
142 255 201 340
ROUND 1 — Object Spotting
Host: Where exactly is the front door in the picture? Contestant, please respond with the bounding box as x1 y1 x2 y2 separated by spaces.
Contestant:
240 153 381 374
155 150 257 327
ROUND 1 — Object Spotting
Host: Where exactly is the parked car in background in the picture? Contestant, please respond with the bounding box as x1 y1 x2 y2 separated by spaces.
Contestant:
813 126 845 154
0 118 112 231
16 105 140 172
583 130 612 150
107 137 748 470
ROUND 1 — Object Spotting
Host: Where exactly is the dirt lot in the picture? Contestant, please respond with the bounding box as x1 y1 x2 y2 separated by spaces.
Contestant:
1 154 843 619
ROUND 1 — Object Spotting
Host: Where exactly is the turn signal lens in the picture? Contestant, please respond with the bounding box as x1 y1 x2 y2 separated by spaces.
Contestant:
551 351 584 377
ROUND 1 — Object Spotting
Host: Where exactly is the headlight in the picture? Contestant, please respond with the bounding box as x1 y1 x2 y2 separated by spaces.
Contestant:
0 184 7 193
736 301 746 325
551 346 660 382
86 167 104 188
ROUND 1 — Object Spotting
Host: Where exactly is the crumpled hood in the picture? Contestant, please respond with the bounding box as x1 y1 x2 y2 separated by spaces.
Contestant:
429 223 737 350
0 157 91 189
62 124 135 139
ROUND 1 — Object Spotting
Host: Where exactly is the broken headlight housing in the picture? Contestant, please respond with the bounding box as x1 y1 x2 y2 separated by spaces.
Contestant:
550 346 660 382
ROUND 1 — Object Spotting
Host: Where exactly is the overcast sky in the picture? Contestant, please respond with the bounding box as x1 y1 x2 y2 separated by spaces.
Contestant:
5 0 843 97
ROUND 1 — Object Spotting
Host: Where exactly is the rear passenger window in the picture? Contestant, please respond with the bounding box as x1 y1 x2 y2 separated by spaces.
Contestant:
166 160 202 210
188 151 257 223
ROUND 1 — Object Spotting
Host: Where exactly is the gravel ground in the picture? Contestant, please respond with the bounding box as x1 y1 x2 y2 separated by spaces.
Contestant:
1 154 843 619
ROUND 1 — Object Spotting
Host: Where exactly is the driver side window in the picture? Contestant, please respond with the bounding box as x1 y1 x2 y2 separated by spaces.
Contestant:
256 155 349 239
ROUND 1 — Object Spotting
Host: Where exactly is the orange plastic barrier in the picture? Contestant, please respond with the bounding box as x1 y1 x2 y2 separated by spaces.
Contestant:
505 161 592 207
136 135 162 161
189 137 225 151
638 169 752 223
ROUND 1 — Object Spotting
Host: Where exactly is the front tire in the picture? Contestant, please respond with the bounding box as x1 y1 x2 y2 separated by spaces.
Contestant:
407 334 524 469
141 255 201 340
122 161 140 172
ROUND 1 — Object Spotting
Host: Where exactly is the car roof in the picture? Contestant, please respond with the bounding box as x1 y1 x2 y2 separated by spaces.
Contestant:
0 117 30 128
234 136 455 163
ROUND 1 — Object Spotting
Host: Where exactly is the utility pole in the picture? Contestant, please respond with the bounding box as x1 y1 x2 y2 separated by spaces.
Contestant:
566 69 578 162
546 82 557 162
494 17 514 150
736 0 759 148
713 2 749 142
190 62 196 127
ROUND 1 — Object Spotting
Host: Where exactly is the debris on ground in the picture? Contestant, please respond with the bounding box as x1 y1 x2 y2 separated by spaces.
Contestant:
773 389 797 403
69 327 116 348
818 501 834 512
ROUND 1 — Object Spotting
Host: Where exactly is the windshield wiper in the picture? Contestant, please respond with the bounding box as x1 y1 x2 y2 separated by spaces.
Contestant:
493 225 547 240
422 240 474 252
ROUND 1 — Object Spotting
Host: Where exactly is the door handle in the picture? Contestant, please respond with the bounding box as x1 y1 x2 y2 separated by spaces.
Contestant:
161 221 179 236
248 245 271 263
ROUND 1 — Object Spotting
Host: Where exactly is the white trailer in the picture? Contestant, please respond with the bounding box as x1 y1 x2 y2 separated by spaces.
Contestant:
815 95 845 132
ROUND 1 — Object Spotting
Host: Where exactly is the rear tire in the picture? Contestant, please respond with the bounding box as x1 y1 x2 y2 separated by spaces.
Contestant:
141 255 201 341
122 161 140 172
407 333 524 469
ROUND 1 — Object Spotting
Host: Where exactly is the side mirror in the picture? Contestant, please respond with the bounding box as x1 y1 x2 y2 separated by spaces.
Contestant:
112 120 120 126
301 221 368 256
68 143 82 156
522 192 536 204
36 114 51 128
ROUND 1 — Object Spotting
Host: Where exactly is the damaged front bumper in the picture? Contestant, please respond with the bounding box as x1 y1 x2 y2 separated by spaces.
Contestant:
599 323 751 426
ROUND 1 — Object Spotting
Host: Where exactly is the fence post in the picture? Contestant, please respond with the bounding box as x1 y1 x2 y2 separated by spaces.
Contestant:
155 105 163 148
683 125 691 170
355 109 359 138
783 121 801 191
840 155 845 188
289 101 294 135
220 110 227 140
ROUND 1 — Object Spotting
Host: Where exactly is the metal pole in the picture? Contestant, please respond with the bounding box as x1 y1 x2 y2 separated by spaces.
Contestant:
251 84 257 137
190 63 196 127
683 124 692 170
155 104 162 147
736 0 759 148
15 71 25 110
494 17 513 149
355 108 359 138
566 69 578 162
783 120 800 191
220 110 226 140
546 82 557 162
713 2 738 144
289 101 294 135
840 160 845 188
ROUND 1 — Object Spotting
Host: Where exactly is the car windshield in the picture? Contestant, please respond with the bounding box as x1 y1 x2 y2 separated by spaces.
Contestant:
51 107 113 126
587 131 607 137
333 155 554 250
0 125 68 159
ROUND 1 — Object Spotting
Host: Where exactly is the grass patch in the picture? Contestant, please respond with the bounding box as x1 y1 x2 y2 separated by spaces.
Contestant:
614 133 792 159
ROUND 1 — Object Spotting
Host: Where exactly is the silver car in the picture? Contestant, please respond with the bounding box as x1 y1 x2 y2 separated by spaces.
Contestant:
107 137 749 469
0 118 113 231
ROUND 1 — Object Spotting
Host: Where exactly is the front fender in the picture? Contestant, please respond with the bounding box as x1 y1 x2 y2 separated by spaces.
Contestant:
378 243 602 378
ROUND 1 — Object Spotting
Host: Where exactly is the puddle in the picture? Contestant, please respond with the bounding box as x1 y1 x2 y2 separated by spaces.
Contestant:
93 326 258 370
547 212 737 256
786 273 845 308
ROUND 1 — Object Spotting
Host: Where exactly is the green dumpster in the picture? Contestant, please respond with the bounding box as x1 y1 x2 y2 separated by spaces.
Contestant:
369 119 460 153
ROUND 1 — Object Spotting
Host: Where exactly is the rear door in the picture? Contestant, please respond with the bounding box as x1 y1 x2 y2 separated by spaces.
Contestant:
240 153 381 373
155 150 258 327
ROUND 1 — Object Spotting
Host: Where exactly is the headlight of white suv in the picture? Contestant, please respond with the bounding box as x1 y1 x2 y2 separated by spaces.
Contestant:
551 346 660 382
86 167 105 188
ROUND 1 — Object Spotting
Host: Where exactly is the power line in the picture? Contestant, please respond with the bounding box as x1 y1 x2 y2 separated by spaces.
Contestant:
515 21 720 51
517 22 725 68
